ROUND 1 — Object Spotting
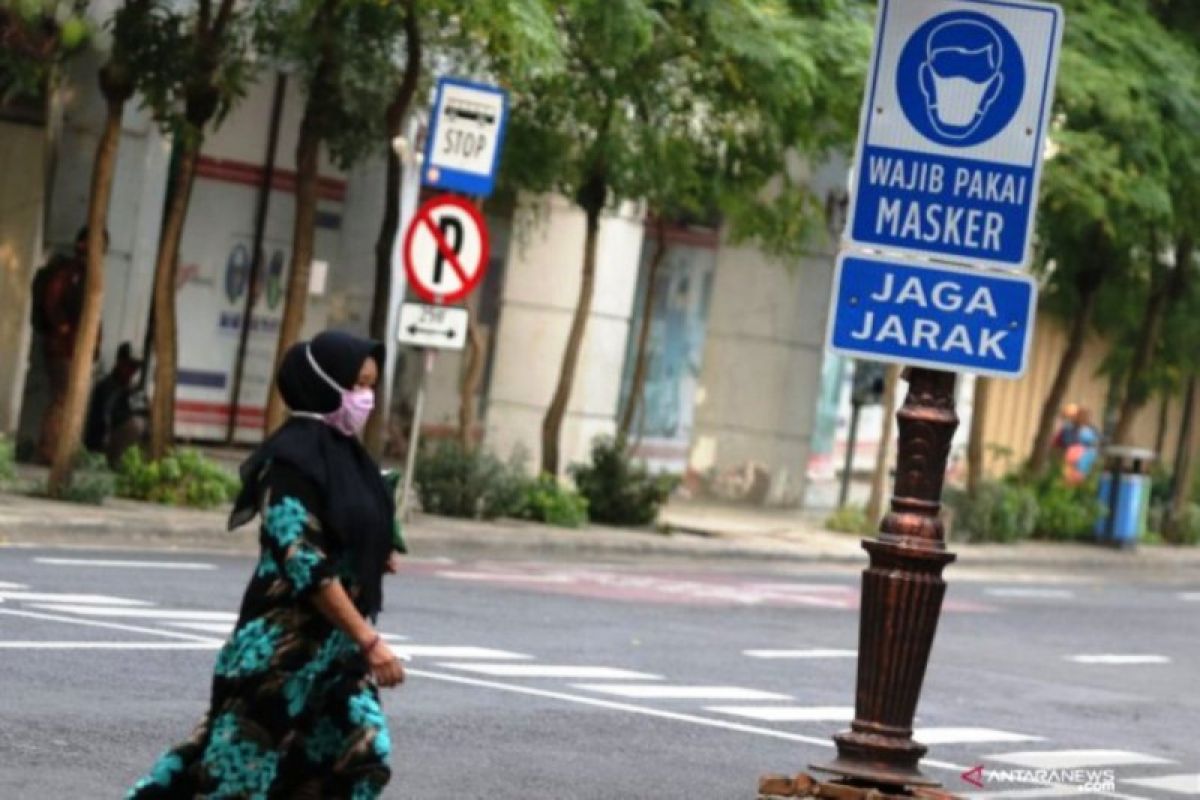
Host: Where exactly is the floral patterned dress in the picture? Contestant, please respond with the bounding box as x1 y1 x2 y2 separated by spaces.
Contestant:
127 463 392 799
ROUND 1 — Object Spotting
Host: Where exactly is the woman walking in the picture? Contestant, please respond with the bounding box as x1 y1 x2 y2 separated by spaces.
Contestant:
128 330 405 799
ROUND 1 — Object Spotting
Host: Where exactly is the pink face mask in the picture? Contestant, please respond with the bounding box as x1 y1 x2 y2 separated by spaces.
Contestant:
325 386 375 437
295 345 375 438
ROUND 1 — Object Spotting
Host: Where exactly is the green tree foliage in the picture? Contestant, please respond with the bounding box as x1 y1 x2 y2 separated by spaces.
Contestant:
500 0 872 475
0 0 90 104
1028 0 1200 465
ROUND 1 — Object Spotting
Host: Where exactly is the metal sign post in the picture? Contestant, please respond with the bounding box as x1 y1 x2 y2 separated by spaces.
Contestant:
763 2 1065 797
398 347 435 521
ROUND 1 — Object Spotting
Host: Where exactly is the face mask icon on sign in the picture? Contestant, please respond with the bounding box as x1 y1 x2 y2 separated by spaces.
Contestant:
918 20 1005 141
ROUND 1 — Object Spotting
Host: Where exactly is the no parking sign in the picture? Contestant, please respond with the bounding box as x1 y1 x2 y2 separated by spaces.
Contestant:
402 194 490 303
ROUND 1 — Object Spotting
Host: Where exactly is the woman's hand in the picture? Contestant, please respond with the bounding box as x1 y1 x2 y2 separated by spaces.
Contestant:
365 638 406 688
385 553 402 574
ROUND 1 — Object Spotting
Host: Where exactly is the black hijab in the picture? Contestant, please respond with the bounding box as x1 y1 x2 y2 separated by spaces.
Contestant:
230 330 393 617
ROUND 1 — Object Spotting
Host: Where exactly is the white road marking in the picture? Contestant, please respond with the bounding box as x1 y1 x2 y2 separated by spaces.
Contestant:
439 664 660 680
572 684 791 701
0 581 29 590
914 727 1044 745
985 588 1075 600
745 583 852 594
1178 592 1200 602
1123 774 1200 795
705 705 853 722
743 649 856 659
380 633 410 642
391 646 531 660
0 608 221 643
166 621 236 635
409 668 832 746
0 641 221 650
30 604 238 621
409 670 1138 800
0 591 152 606
1067 654 1171 665
34 557 217 570
987 751 1175 769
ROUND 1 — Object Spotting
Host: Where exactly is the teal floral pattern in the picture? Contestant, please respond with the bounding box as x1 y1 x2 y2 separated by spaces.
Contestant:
214 618 282 678
125 752 182 797
200 712 279 798
349 688 391 759
126 464 392 799
264 495 308 548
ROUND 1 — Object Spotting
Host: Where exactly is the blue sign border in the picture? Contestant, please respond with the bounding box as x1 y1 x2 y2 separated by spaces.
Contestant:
825 251 1038 378
845 0 1063 270
421 76 510 198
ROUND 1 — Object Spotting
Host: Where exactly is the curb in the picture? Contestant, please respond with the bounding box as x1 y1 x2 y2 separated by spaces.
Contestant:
2 493 1197 570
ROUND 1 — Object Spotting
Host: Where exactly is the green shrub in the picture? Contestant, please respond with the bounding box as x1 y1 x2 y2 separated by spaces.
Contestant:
569 438 678 527
1028 472 1104 541
1166 503 1200 546
945 481 1039 543
0 435 15 484
824 505 875 535
35 452 115 505
115 448 240 509
413 440 526 520
518 474 589 528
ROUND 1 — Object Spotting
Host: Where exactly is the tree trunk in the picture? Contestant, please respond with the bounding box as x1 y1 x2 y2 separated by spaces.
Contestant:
47 89 125 494
541 175 605 476
617 216 669 448
1028 279 1099 475
364 0 421 455
148 143 200 459
866 365 900 524
966 376 991 496
1166 372 1198 542
1113 235 1192 444
457 315 488 450
264 104 323 433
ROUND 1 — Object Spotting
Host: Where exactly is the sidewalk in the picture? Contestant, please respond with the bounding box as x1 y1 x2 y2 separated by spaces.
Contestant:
3 487 1200 571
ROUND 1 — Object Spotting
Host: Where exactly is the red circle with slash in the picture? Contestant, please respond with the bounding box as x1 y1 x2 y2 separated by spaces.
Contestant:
402 194 490 303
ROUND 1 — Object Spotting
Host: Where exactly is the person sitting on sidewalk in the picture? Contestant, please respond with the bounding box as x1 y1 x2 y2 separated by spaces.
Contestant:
83 342 144 467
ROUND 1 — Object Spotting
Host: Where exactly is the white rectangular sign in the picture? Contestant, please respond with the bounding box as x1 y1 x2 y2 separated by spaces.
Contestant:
397 302 469 350
845 0 1063 270
421 77 509 198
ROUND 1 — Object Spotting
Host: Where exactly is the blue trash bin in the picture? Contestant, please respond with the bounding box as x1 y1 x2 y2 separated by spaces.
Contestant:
1095 447 1155 548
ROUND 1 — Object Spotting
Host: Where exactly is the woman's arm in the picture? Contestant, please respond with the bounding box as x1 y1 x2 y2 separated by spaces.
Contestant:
312 579 405 688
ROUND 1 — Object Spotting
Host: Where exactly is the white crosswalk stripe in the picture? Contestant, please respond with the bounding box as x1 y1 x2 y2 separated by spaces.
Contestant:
391 646 529 660
29 604 238 621
33 557 216 570
0 581 29 590
705 705 852 722
1178 592 1200 602
166 621 236 635
985 588 1075 599
1067 654 1171 665
0 591 153 606
572 684 791 701
1123 774 1200 795
913 727 1043 745
440 664 661 680
986 750 1175 769
743 648 856 659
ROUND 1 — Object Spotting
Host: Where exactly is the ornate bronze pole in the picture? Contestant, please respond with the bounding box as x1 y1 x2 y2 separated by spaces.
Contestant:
760 367 959 797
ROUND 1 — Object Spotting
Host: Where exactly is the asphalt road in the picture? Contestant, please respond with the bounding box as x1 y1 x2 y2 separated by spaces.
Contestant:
0 544 1196 799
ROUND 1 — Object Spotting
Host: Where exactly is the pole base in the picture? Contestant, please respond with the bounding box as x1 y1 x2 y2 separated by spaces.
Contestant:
759 772 960 799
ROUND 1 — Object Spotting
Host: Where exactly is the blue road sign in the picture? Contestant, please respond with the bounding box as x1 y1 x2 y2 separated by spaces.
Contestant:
827 252 1037 378
846 0 1063 269
421 77 509 198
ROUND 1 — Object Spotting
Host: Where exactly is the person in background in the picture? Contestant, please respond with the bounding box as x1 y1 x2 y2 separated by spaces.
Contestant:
1050 402 1080 456
126 330 404 799
1064 407 1101 485
83 342 143 467
29 226 105 463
